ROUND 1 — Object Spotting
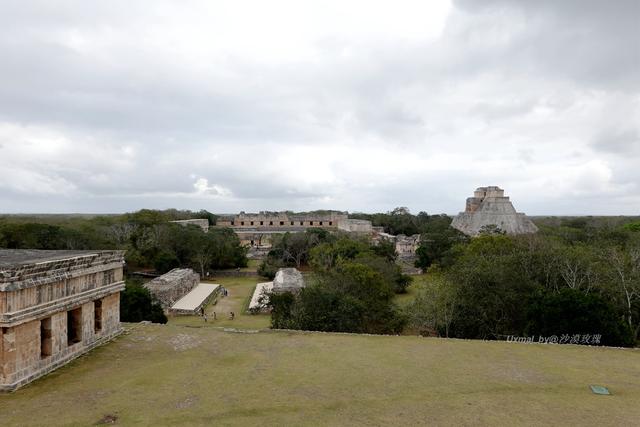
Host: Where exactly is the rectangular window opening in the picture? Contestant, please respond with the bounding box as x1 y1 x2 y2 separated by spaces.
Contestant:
250 221 254 226
67 307 82 346
329 221 333 226
40 317 52 359
94 299 103 334
319 221 323 226
290 221 294 226
240 221 244 226
269 221 273 226
310 221 314 226
280 221 284 226
260 221 264 226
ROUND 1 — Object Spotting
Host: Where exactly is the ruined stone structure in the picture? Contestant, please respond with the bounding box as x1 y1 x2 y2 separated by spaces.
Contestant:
170 283 220 315
217 211 355 247
451 186 538 236
372 231 420 259
395 234 421 259
0 250 125 391
272 268 305 294
338 219 373 233
143 268 199 310
249 268 305 312
170 219 209 232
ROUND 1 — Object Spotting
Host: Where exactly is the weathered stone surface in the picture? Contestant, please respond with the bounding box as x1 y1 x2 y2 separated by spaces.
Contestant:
216 211 376 256
272 268 305 294
144 268 200 310
395 234 421 259
0 250 124 392
337 219 373 233
170 283 220 315
249 281 274 312
451 186 538 236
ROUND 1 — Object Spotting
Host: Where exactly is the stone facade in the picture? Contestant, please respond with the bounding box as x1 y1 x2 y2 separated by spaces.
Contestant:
451 186 539 236
217 211 352 248
395 234 421 259
272 268 305 294
337 219 373 233
0 250 125 392
143 268 199 310
373 232 420 258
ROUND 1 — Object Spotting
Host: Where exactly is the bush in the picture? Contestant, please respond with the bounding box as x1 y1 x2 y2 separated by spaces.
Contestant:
267 262 406 335
153 250 180 274
120 279 167 324
525 288 635 347
258 258 284 279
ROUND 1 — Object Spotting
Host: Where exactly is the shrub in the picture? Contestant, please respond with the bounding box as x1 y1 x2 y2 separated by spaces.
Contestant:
525 288 634 347
120 279 167 324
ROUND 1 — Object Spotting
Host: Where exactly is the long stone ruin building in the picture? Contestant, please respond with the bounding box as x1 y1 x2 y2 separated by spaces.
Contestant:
143 268 200 310
0 250 125 391
451 186 538 236
217 211 371 247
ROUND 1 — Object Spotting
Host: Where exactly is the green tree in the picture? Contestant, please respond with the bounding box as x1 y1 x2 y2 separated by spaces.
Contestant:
525 288 634 347
120 279 167 324
407 275 458 337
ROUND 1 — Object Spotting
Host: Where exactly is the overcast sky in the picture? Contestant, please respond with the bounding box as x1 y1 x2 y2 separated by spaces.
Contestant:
0 0 638 215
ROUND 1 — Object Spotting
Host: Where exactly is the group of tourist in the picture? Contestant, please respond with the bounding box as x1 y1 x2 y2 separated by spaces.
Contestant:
200 286 234 322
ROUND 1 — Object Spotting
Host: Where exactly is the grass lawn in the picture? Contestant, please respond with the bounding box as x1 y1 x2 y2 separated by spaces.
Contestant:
1 323 639 426
168 275 271 330
393 273 430 308
239 259 261 272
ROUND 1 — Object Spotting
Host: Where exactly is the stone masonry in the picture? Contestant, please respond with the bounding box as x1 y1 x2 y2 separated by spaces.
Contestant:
216 211 354 248
0 250 125 391
143 268 200 310
451 186 539 236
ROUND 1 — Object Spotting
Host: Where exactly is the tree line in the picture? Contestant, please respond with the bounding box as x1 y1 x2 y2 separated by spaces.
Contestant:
408 217 640 347
0 209 246 274
0 209 246 324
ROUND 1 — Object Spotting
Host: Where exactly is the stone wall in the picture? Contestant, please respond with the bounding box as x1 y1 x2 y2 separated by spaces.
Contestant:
1 292 122 391
337 219 373 233
452 186 538 236
143 268 200 310
217 211 347 229
0 250 125 391
395 234 421 259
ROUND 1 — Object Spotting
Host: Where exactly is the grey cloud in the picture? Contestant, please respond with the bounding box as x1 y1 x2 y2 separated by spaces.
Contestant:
592 128 640 155
0 1 639 214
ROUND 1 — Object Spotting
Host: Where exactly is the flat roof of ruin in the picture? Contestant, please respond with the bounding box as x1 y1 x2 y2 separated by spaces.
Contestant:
0 249 121 268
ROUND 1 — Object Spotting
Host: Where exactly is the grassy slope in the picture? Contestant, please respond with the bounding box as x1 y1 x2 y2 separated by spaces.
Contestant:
1 324 638 426
3 273 639 426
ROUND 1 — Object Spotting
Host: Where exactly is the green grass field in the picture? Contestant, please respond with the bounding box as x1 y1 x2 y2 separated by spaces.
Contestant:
1 323 638 426
3 273 639 426
167 275 271 330
393 273 430 307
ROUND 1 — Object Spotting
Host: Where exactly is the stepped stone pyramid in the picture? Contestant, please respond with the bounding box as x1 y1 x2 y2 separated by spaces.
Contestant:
451 186 538 236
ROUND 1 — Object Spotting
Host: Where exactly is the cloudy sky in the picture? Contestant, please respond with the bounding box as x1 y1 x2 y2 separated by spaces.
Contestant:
0 0 638 215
